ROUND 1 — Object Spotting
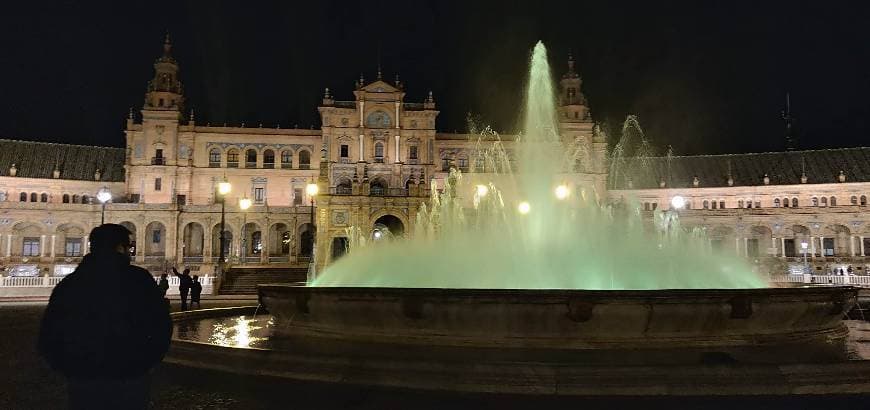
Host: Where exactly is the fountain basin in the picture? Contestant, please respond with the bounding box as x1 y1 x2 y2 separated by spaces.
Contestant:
259 285 858 365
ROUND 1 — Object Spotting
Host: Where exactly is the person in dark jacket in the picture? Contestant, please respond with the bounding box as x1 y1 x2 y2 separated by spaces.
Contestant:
38 224 172 410
190 275 202 309
172 267 193 311
157 273 169 297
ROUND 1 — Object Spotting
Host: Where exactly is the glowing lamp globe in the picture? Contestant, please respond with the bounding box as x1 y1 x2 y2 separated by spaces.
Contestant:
218 181 231 195
96 189 112 204
517 201 531 215
670 195 686 210
306 183 319 196
475 185 489 197
239 197 252 210
554 185 570 200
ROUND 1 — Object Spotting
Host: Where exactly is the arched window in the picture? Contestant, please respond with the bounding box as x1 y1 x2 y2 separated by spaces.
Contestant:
30 193 37 202
298 150 311 169
336 178 352 195
263 150 275 168
20 192 27 202
370 178 387 196
374 142 384 161
851 196 858 205
830 196 837 207
365 111 392 128
227 149 239 167
792 198 798 207
208 148 222 167
703 200 709 209
783 198 790 207
812 197 818 207
281 150 292 169
72 194 80 204
62 194 70 203
820 197 827 207
862 195 868 206
40 193 48 203
82 195 90 204
245 149 258 167
774 198 781 207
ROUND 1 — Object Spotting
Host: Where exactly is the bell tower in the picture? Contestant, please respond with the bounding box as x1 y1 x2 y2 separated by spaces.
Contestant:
558 53 589 122
143 33 184 115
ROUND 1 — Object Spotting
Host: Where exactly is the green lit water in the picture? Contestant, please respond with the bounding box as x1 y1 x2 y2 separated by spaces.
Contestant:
313 42 765 290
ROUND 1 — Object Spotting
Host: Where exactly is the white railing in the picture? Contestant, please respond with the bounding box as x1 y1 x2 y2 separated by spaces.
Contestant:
0 276 64 287
771 273 870 287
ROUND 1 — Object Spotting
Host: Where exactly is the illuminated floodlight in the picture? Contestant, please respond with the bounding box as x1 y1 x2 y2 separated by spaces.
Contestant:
373 230 383 239
96 187 112 204
670 195 686 210
218 179 231 195
306 183 319 196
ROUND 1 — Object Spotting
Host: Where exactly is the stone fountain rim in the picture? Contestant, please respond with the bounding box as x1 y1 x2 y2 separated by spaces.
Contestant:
258 284 858 298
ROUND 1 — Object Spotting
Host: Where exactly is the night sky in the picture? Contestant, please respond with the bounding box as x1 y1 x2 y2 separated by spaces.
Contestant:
3 1 869 155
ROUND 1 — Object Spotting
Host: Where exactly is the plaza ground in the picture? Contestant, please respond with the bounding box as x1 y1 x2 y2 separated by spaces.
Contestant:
2 300 869 409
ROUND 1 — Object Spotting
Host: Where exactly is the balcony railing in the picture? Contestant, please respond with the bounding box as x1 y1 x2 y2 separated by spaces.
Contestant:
264 162 275 169
268 256 289 263
151 157 165 165
370 187 408 197
373 157 385 163
339 157 351 164
208 162 221 168
332 186 353 195
227 161 239 168
245 161 257 168
182 256 204 263
281 163 293 169
299 164 311 170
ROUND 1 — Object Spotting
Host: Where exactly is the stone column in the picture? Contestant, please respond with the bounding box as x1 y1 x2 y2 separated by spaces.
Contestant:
50 235 56 258
135 227 146 263
780 237 786 258
40 235 46 257
5 234 10 257
810 236 816 258
395 135 401 163
203 228 213 259
735 237 740 255
358 134 365 162
850 235 856 257
861 236 866 256
819 236 825 257
743 237 749 257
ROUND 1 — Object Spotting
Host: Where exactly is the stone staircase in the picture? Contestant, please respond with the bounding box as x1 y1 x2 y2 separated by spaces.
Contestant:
218 267 308 295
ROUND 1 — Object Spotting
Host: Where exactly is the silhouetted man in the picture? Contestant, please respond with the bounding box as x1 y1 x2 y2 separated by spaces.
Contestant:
38 224 172 409
172 267 193 310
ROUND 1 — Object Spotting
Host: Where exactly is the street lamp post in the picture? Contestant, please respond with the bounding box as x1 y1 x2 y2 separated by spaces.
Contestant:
217 178 232 274
239 196 252 264
306 182 319 245
96 187 112 225
801 241 809 274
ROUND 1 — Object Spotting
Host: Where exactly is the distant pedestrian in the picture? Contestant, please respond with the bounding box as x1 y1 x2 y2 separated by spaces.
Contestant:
38 224 172 409
157 273 169 297
172 267 193 311
847 266 854 275
190 275 202 309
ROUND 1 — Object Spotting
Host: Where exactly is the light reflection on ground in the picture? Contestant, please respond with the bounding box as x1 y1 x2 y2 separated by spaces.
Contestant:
174 315 275 349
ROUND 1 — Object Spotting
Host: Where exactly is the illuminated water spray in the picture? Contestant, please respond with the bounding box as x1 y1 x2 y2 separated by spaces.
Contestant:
313 41 764 290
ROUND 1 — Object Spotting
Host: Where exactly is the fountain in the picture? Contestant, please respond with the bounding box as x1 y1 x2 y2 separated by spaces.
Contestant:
170 42 867 396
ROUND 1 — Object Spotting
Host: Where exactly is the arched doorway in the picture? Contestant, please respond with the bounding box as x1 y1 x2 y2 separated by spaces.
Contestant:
183 222 205 258
298 223 314 257
332 237 349 260
241 222 262 262
373 214 404 239
269 223 291 260
144 222 166 258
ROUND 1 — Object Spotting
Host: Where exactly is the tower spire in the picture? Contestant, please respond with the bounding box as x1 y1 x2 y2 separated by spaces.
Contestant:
782 92 796 150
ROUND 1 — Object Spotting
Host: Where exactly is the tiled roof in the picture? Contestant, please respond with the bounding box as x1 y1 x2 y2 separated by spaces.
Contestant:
609 147 870 189
0 139 125 182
